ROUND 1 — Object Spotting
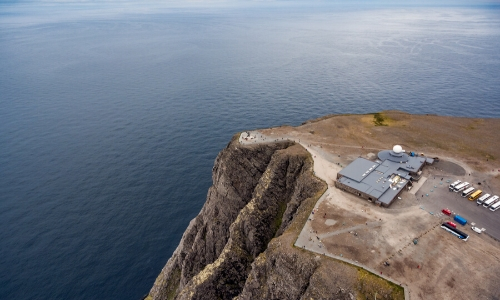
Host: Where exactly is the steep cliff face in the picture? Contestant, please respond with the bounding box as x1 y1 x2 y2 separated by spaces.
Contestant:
147 136 352 300
236 239 358 300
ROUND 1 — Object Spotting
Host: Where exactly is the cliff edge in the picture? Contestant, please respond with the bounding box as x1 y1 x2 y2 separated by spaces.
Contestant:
147 135 327 299
146 111 500 300
146 134 403 300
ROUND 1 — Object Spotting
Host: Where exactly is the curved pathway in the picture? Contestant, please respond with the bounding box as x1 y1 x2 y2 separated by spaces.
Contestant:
239 131 410 300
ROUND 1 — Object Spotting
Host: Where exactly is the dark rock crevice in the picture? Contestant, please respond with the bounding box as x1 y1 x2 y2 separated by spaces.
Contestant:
148 138 299 300
147 135 333 300
174 143 319 300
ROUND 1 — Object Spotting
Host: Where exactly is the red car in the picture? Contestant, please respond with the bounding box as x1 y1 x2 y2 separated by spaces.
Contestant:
446 221 457 228
442 209 451 216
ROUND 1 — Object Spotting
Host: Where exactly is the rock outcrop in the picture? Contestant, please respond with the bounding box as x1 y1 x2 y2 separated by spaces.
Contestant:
146 134 400 300
146 135 326 300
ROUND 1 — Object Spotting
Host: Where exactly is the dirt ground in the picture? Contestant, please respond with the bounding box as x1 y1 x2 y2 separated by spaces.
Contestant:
253 111 500 300
261 111 500 190
310 190 500 300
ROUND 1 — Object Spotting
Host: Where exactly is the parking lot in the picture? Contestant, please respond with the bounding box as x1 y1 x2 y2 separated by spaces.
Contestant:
414 174 500 241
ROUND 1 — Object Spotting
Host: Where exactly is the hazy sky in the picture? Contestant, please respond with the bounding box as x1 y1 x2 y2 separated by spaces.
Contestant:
1 0 498 28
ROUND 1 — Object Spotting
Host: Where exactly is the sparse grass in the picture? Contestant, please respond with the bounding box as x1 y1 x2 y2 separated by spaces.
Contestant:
284 152 404 298
287 156 327 237
165 267 181 300
356 268 405 300
288 188 324 237
301 113 354 125
273 200 288 234
373 113 388 126
260 111 500 299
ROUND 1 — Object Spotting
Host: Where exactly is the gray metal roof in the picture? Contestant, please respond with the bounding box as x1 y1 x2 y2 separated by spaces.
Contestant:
378 150 428 170
378 150 409 163
338 148 434 206
379 185 404 204
338 157 413 205
379 151 426 173
337 158 378 183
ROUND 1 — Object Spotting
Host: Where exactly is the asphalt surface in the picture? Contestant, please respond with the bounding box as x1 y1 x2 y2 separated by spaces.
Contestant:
414 175 500 241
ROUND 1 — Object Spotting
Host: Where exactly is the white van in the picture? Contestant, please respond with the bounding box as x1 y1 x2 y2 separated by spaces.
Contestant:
477 193 491 205
461 187 475 197
483 195 499 208
453 182 469 192
449 180 461 191
490 201 500 212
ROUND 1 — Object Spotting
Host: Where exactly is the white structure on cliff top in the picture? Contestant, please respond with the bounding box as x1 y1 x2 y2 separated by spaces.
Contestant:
334 145 434 207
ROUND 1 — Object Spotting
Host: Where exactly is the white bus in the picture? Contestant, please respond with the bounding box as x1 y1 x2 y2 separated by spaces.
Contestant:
453 182 470 192
441 223 469 241
490 201 500 212
449 180 461 191
477 193 491 205
461 187 475 198
483 195 499 208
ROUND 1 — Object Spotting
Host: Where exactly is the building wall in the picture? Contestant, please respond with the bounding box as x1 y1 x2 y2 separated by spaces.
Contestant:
334 180 402 207
334 181 379 202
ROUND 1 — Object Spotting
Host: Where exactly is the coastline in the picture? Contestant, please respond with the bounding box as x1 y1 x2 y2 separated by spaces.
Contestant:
148 111 500 300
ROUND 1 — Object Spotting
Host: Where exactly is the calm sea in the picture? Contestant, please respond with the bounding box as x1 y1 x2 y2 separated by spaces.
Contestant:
1 1 499 299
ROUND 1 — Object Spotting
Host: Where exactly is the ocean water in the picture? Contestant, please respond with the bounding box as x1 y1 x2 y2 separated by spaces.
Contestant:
0 1 499 299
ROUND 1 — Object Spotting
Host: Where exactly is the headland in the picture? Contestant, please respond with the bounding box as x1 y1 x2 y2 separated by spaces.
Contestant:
146 111 500 300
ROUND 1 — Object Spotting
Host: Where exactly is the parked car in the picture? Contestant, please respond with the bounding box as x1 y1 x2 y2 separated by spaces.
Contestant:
442 209 451 216
471 226 482 234
446 221 457 228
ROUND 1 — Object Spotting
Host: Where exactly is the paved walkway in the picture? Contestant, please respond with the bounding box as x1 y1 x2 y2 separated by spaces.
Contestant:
409 176 427 195
317 221 382 239
239 131 410 300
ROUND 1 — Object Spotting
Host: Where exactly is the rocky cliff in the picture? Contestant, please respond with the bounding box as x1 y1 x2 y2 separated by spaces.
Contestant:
146 135 397 300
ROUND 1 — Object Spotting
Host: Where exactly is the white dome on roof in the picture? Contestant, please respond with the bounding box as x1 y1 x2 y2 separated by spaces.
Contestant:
393 145 403 153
